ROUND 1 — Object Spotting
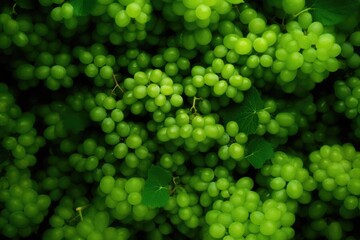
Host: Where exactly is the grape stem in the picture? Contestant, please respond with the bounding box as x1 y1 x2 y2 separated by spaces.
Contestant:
111 74 125 96
75 204 90 222
172 176 182 187
169 176 182 195
293 7 313 18
190 97 202 114
262 106 273 112
233 5 241 16
12 3 17 15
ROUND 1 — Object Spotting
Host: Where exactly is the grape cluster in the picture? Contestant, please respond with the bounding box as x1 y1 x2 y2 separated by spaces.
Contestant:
74 44 118 87
0 12 30 50
1 0 360 239
309 144 360 214
163 190 204 237
157 0 237 49
256 99 300 145
257 151 317 204
118 48 151 75
217 4 342 95
120 69 184 115
68 138 107 179
256 92 344 151
334 76 360 119
0 83 45 169
189 166 237 206
34 155 73 201
98 0 152 44
43 196 131 240
99 176 157 221
156 110 226 154
15 50 79 91
296 200 356 240
86 90 158 177
0 166 51 238
251 95 320 147
292 94 342 152
204 177 296 239
49 2 78 30
274 21 340 86
48 0 152 41
37 93 89 140
338 30 360 69
186 63 252 100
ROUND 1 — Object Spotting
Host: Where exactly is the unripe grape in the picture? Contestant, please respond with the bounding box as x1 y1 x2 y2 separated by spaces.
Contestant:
282 0 305 15
286 180 303 199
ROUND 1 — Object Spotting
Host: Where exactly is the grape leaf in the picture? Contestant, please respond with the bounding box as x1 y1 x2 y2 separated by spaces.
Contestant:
69 0 97 16
62 108 89 134
309 0 360 26
245 137 274 169
221 87 264 134
141 165 172 208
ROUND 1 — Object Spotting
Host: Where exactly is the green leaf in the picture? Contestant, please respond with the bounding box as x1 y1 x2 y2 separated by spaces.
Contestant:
245 137 274 169
69 0 97 16
62 108 89 134
141 165 172 208
147 165 172 184
221 87 264 134
141 180 170 208
309 0 360 26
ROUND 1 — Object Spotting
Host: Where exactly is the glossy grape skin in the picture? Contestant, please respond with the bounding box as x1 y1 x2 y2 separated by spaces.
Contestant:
1 0 360 239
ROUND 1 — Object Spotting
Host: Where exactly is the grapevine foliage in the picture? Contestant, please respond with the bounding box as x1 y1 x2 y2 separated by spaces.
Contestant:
141 165 172 208
221 87 264 135
1 0 360 239
245 137 274 169
309 0 360 25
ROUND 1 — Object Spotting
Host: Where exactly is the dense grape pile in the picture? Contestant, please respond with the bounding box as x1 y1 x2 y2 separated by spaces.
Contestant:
1 0 360 239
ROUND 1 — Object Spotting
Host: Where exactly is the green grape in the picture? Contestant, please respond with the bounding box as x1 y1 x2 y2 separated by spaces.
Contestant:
176 192 190 208
286 180 303 199
194 28 212 45
1 1 360 239
126 3 142 18
94 55 107 68
101 117 115 133
228 142 244 160
275 112 295 127
90 106 107 122
61 3 74 19
253 38 268 53
235 38 252 55
259 220 277 236
270 177 286 190
209 223 226 239
347 179 360 195
285 52 303 70
249 18 266 34
282 0 305 15
99 66 113 79
325 222 343 240
4 19 19 36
